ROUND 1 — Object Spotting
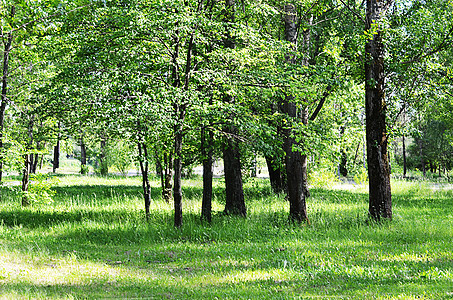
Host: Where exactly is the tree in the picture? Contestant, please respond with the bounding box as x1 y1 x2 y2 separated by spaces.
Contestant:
364 0 393 221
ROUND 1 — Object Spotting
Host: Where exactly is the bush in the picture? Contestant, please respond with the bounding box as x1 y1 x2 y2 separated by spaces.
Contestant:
308 168 339 188
23 173 57 205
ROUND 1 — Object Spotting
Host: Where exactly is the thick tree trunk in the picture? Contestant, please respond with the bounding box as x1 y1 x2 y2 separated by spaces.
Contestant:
265 155 286 194
138 142 151 220
221 0 246 217
201 127 214 223
365 0 392 221
0 32 13 183
283 100 310 223
223 129 246 216
282 3 309 223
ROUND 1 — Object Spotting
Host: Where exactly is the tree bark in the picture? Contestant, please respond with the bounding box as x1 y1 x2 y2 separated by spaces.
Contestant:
221 0 247 217
53 123 61 173
80 136 87 174
282 3 309 224
402 135 407 178
339 125 348 177
0 32 13 183
100 136 108 175
365 0 392 221
162 152 173 202
138 142 151 220
173 122 184 228
21 154 31 206
201 127 214 223
223 130 246 216
265 155 286 194
22 116 34 206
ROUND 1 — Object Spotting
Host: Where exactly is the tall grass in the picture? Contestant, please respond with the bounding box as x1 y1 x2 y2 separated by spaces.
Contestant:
0 175 452 299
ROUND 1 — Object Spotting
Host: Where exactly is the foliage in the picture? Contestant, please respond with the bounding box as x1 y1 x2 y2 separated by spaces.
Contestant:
308 167 339 188
353 167 369 186
107 139 135 176
22 173 57 205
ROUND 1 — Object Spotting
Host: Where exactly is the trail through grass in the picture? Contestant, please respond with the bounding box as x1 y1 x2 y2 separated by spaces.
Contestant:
0 176 452 299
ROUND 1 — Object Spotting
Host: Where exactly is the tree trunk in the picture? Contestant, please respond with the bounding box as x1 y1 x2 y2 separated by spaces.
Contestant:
339 150 348 177
22 115 34 206
221 0 246 217
402 135 407 178
162 152 173 202
201 127 214 223
100 136 108 175
365 0 392 221
21 154 31 206
0 32 13 183
53 124 61 173
338 125 348 177
31 153 39 174
265 155 286 194
80 137 87 174
138 142 151 220
223 129 246 216
282 3 309 224
173 122 184 228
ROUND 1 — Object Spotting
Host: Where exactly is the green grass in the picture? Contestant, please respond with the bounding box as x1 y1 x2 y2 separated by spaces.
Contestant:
0 175 452 299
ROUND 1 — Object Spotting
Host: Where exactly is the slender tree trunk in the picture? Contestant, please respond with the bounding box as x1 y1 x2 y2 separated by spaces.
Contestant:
39 152 44 170
173 122 184 228
53 123 61 173
100 136 108 175
31 152 39 174
80 136 87 174
365 0 392 221
282 3 309 223
138 142 151 220
22 116 34 206
339 126 348 177
402 135 407 178
154 151 167 200
201 127 214 223
0 32 13 183
163 152 173 202
21 154 31 206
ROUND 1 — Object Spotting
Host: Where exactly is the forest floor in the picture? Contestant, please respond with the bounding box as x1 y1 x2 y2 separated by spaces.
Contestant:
0 175 452 299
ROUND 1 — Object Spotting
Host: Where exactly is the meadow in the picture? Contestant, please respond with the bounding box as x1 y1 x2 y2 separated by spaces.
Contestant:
0 175 452 299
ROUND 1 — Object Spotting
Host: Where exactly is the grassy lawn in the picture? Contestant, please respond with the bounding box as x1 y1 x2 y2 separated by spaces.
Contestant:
0 175 452 299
